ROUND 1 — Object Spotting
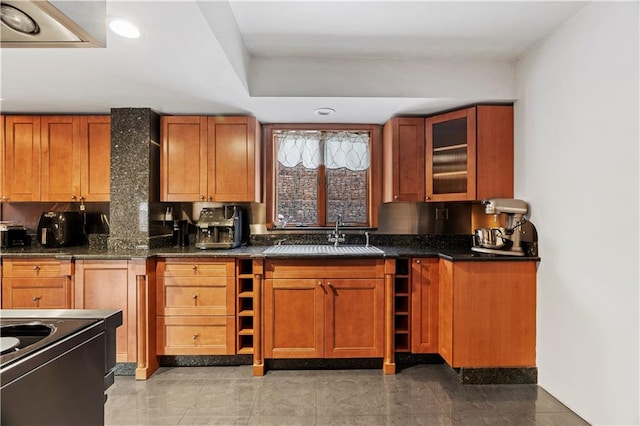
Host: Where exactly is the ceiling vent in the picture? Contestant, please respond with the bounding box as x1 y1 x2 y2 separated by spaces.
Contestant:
1 1 106 48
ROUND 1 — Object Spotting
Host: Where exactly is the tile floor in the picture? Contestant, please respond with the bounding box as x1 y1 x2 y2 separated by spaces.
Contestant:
104 364 589 425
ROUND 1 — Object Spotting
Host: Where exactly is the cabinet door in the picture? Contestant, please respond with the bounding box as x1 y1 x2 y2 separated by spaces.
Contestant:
426 108 476 201
74 260 137 362
41 116 83 202
382 117 425 202
476 105 514 200
161 116 208 201
4 116 41 201
207 116 260 202
410 258 439 353
325 279 384 358
264 278 324 358
438 260 454 365
450 261 536 368
81 116 111 201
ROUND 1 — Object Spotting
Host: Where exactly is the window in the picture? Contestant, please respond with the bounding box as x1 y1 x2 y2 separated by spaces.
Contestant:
265 124 381 228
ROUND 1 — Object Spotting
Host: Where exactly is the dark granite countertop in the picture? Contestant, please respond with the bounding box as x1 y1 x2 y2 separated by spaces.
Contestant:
0 244 540 262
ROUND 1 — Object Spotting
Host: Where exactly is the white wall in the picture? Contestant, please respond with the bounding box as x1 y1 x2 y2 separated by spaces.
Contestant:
515 2 639 425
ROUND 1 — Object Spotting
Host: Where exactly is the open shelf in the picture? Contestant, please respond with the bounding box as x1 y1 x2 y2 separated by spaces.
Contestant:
236 259 256 355
394 258 411 352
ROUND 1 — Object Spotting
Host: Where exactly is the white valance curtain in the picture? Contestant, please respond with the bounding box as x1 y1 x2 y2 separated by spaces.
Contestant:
276 131 370 171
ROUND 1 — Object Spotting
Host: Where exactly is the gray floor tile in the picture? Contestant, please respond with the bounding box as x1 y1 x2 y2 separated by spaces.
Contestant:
247 415 317 425
178 416 250 425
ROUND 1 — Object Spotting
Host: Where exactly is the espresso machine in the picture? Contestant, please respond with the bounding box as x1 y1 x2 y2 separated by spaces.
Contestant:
472 198 535 256
195 205 243 249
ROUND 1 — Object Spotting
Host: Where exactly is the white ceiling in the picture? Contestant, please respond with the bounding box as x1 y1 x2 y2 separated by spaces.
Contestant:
0 0 588 124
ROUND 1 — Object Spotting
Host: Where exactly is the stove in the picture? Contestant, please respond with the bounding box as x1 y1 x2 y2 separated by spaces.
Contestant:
0 310 122 426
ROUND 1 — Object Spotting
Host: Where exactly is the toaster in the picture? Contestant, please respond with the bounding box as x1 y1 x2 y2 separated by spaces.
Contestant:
0 223 29 249
37 212 85 248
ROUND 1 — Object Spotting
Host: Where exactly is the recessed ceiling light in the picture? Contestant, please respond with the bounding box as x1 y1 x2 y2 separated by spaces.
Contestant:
109 18 140 39
314 107 335 116
1 4 39 35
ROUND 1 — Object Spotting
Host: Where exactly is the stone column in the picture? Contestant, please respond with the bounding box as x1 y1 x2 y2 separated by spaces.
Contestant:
108 108 160 250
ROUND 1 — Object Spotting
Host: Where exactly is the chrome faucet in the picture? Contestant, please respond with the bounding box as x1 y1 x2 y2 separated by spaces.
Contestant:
328 214 346 247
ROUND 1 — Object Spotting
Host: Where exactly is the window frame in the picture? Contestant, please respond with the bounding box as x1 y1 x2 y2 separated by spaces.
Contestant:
264 123 382 230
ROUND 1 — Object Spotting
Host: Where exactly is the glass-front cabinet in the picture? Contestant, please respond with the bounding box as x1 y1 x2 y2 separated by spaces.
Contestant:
425 107 476 201
425 105 513 202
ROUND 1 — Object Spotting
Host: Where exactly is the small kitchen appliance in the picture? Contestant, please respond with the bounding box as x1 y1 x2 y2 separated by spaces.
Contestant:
37 211 85 248
472 198 534 256
0 222 29 249
195 205 243 249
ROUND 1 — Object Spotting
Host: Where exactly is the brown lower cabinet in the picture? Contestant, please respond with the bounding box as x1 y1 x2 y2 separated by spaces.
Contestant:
2 258 73 309
155 258 236 355
74 259 157 380
74 260 138 363
438 260 537 367
264 259 385 359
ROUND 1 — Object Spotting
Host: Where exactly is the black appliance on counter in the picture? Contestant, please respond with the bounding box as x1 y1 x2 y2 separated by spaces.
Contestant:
37 211 85 248
0 222 29 248
195 205 244 249
0 309 122 426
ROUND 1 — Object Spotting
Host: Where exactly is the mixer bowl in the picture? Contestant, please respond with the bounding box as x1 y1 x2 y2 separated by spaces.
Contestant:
474 227 508 249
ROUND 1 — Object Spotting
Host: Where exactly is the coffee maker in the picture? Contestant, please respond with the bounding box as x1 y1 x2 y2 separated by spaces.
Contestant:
195 205 243 249
472 198 535 256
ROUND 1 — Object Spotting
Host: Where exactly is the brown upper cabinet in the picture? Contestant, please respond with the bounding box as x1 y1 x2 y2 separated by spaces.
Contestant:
426 105 513 201
41 115 111 202
2 115 110 202
382 117 426 202
3 115 41 202
160 116 261 203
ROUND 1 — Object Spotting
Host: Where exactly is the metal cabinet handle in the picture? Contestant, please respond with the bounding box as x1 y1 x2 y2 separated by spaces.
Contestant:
327 282 334 289
207 196 213 202
416 260 421 264
32 296 41 302
0 196 9 202
394 195 399 200
33 266 40 271
200 195 205 201
71 195 77 200
192 265 198 271
425 196 430 201
192 294 198 300
192 334 198 340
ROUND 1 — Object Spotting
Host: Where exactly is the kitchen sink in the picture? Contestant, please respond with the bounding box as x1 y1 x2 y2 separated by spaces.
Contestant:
262 244 384 255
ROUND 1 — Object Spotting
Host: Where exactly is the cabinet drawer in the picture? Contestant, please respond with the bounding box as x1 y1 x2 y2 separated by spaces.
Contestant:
265 259 385 279
157 277 235 316
3 259 65 278
11 287 68 309
157 258 235 277
157 316 235 355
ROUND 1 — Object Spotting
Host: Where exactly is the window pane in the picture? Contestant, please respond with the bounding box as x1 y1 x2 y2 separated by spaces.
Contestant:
276 162 318 226
326 168 367 224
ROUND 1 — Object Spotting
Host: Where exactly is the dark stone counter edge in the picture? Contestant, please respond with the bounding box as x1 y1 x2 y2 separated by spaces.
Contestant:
0 245 540 262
